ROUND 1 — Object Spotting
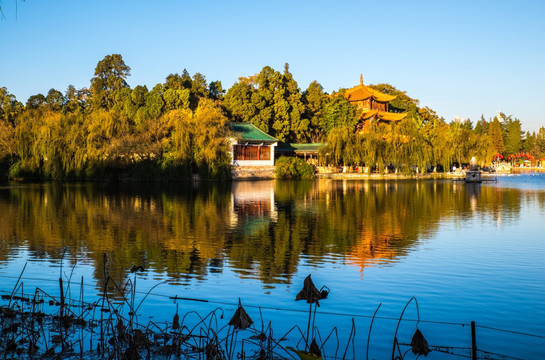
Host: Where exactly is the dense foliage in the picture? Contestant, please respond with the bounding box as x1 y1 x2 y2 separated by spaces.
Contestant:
1 54 543 180
275 156 315 179
1 55 232 180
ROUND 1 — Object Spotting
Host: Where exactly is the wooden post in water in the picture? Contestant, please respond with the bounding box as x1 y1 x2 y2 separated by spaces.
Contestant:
59 277 65 317
471 321 477 360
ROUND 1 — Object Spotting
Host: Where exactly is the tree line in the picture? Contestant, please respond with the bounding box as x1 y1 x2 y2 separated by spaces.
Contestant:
1 54 544 179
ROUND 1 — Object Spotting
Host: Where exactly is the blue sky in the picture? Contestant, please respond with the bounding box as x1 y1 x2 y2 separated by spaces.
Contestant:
1 0 544 131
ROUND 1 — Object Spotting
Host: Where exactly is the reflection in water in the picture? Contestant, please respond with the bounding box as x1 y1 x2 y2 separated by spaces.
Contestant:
0 180 539 290
231 181 277 222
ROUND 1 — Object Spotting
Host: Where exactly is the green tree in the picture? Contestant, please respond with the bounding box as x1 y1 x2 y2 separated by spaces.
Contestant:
26 94 46 109
522 131 536 154
190 72 209 108
208 81 225 101
224 80 258 124
111 87 137 122
536 127 545 157
368 83 419 117
322 92 358 133
275 156 315 179
90 54 131 109
0 88 20 167
145 84 165 119
503 117 523 155
488 117 505 154
474 115 489 135
45 88 65 111
131 85 148 107
180 69 193 89
164 73 185 90
64 85 82 113
224 65 306 142
0 87 22 125
163 88 190 112
302 80 328 142
282 63 307 142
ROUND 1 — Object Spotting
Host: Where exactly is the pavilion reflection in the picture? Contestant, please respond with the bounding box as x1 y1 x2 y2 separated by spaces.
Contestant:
0 179 539 290
230 180 277 228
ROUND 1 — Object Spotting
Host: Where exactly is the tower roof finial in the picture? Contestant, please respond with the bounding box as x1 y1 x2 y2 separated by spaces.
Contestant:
360 74 363 86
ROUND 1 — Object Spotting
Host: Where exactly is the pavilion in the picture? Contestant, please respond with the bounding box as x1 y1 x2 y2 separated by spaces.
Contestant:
344 75 407 128
229 122 278 167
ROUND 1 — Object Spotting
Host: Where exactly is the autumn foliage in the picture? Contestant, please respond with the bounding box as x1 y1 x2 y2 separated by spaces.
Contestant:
1 54 544 180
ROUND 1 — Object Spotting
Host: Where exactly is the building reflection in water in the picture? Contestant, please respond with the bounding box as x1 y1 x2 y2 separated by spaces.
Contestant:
230 180 278 228
0 179 535 287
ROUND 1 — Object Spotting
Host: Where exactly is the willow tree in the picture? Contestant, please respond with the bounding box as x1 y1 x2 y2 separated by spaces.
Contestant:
0 88 21 174
422 119 453 171
448 120 495 166
390 117 429 173
472 133 496 166
13 109 42 175
191 99 231 177
321 126 354 166
161 99 231 178
358 121 391 172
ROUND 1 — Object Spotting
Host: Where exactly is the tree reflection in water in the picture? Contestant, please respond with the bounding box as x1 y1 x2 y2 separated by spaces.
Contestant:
0 180 536 294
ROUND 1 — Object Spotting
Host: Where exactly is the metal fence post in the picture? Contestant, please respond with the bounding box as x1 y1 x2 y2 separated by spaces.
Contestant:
471 321 477 360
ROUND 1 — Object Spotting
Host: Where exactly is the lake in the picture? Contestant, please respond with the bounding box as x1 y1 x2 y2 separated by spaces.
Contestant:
1 175 544 359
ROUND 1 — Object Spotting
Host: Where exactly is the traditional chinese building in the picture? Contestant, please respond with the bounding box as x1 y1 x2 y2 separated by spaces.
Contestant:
344 75 407 126
229 122 278 167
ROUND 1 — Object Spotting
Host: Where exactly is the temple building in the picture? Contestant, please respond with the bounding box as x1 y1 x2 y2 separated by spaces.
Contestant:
229 122 278 167
344 75 407 126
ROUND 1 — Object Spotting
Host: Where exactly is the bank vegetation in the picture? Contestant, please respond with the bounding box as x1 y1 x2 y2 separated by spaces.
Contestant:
1 54 544 180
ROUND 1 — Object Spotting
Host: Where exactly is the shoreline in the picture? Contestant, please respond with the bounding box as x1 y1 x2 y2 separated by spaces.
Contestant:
3 168 543 183
315 170 544 181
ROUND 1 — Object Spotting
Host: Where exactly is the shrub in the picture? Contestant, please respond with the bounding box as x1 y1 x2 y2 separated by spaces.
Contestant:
275 156 315 179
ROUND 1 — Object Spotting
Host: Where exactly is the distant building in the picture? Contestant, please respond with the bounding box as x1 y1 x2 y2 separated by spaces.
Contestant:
229 122 278 167
275 142 323 162
344 75 407 128
453 116 469 124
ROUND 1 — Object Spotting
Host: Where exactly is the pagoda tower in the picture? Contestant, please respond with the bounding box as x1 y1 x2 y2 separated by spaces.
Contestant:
344 75 407 126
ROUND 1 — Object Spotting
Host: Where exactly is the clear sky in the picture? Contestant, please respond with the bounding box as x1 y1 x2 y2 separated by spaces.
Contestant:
1 0 544 132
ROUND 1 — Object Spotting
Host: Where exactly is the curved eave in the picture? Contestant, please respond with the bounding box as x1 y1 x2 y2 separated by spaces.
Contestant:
361 110 407 122
345 84 397 103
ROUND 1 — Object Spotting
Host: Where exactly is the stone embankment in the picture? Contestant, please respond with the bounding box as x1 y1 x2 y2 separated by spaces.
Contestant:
230 165 544 181
231 166 276 180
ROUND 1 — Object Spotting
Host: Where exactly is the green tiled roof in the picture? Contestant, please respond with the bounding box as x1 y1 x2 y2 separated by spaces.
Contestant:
276 143 324 153
230 122 278 142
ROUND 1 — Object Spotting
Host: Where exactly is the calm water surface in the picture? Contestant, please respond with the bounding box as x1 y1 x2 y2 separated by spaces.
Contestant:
1 175 544 359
